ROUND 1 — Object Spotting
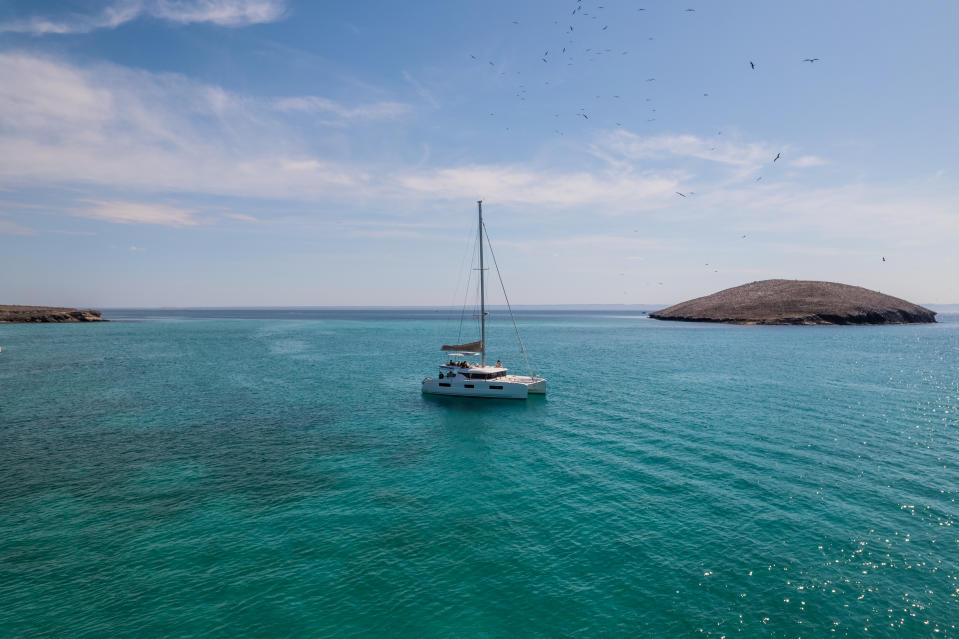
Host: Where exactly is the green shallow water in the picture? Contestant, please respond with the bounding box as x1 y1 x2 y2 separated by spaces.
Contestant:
1 310 957 637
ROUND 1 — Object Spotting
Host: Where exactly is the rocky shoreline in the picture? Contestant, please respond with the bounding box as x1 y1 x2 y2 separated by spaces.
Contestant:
650 280 936 326
0 305 107 323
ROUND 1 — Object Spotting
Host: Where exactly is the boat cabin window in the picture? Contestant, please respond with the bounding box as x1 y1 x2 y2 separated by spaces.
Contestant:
463 371 506 380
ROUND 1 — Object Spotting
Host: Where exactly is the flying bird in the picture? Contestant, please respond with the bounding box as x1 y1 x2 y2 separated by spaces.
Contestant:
773 152 781 162
750 61 755 69
882 257 886 262
675 192 687 197
803 58 820 63
580 113 589 119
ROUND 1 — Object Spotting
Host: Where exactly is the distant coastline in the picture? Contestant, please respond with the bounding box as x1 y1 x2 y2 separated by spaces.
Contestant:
0 305 107 323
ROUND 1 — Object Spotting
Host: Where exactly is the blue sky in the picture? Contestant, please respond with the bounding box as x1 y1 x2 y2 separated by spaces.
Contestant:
1 0 957 307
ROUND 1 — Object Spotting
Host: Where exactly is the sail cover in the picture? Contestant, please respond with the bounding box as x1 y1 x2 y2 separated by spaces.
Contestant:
441 341 482 353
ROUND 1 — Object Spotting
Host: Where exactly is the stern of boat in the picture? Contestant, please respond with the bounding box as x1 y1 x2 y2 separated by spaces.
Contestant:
526 377 547 394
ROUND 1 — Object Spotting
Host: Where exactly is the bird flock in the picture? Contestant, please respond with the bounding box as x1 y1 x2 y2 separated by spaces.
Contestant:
462 2 847 289
467 2 821 178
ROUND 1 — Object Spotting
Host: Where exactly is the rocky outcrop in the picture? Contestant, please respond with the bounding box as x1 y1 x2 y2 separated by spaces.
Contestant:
649 280 936 325
0 305 107 323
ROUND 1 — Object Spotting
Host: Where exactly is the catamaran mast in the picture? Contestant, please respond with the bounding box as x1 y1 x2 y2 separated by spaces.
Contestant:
478 200 486 366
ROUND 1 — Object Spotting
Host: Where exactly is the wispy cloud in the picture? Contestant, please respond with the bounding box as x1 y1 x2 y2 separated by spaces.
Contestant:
679 182 959 243
0 1 141 35
151 0 285 26
0 51 956 252
493 233 672 254
401 71 441 109
274 96 411 121
0 0 286 35
595 130 775 169
0 218 35 235
79 200 199 227
398 165 680 209
790 155 827 168
222 212 261 223
0 52 374 198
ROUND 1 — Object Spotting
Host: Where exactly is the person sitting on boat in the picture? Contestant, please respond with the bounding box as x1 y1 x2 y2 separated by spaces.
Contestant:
438 372 444 379
496 360 502 367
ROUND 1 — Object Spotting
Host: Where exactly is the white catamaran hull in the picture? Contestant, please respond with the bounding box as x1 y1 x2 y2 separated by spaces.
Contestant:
523 377 547 394
422 376 545 399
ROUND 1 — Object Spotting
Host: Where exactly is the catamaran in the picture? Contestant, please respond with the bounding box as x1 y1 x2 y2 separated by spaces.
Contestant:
422 201 546 399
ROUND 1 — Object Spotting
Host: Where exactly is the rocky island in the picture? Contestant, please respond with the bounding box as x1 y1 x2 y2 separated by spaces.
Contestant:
0 305 107 323
650 280 936 325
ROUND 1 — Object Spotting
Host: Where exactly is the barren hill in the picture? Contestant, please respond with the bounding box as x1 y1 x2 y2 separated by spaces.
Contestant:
649 280 935 325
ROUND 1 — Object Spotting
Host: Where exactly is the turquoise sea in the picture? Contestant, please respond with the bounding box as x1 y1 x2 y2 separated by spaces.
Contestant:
1 309 957 637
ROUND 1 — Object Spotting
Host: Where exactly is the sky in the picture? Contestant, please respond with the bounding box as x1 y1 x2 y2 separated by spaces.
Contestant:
1 0 957 307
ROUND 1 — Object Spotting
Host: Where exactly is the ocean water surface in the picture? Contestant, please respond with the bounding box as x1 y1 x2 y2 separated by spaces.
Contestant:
1 309 957 637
